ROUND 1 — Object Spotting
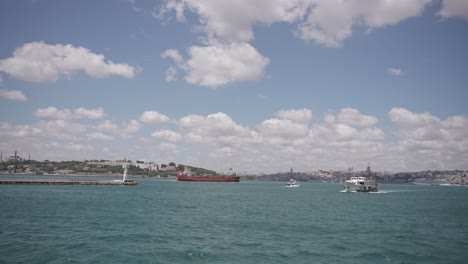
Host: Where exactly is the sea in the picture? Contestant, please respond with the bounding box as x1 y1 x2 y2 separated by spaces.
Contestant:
1 176 467 264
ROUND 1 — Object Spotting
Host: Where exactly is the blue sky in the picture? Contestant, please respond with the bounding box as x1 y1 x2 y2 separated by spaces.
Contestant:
1 0 467 173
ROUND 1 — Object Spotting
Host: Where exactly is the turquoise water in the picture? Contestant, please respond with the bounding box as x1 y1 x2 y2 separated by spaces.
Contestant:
1 178 467 263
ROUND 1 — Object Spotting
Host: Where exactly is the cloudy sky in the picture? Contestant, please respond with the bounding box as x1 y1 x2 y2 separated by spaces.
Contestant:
1 0 467 173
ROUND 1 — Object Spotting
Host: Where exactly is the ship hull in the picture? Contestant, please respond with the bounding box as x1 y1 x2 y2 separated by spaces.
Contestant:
343 181 378 192
176 176 240 182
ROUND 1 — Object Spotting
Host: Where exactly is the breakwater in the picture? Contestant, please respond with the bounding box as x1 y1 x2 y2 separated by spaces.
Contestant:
0 178 138 185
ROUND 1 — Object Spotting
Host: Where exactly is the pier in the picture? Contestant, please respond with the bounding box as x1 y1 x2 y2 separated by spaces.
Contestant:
0 179 138 185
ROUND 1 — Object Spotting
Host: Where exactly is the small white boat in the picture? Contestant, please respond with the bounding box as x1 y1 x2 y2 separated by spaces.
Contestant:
285 178 300 188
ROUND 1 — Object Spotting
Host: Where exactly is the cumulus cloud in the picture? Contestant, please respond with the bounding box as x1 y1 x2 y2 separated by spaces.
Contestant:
64 143 94 152
165 66 178 81
438 0 468 20
87 132 114 141
388 107 461 142
389 108 468 144
35 107 73 120
387 67 405 76
274 108 312 123
297 0 432 47
258 119 309 139
179 112 254 146
162 42 269 88
152 129 182 143
155 0 443 89
158 1 432 48
159 0 308 42
388 107 468 169
0 89 27 102
120 120 141 138
0 41 136 83
1 107 467 172
34 107 106 120
140 111 170 124
38 120 87 141
96 120 120 133
336 108 378 128
0 122 43 138
74 107 106 119
161 49 184 64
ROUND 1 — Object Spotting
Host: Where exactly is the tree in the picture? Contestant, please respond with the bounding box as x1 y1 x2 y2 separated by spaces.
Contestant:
169 162 176 166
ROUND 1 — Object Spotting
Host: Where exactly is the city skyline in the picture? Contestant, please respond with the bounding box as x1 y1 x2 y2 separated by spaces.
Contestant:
1 0 467 173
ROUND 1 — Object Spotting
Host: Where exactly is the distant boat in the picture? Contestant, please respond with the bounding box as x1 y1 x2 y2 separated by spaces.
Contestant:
285 178 300 188
412 178 450 186
343 176 378 192
176 169 240 182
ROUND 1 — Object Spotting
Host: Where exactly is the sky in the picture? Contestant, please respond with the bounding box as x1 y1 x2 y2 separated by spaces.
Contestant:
0 0 467 174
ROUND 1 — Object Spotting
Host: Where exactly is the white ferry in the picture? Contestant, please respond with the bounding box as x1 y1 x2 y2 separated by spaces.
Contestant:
343 176 378 192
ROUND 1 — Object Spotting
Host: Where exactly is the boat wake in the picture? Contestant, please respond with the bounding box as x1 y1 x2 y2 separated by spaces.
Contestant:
340 189 388 194
340 189 414 194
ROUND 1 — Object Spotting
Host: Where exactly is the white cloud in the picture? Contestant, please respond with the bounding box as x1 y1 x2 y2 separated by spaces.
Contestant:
158 142 179 151
336 108 378 128
298 0 432 47
87 132 114 141
0 122 43 138
0 41 136 83
179 112 254 146
64 143 94 152
388 107 468 142
38 120 87 141
388 107 468 169
1 106 466 173
258 119 309 139
96 120 119 133
156 0 440 89
161 49 184 64
74 107 106 119
165 66 178 81
387 67 405 76
152 129 182 143
0 89 27 102
274 108 312 123
35 107 74 120
121 120 141 138
162 42 269 88
438 0 468 20
389 108 439 131
34 107 106 120
161 0 308 43
140 111 170 124
158 1 432 48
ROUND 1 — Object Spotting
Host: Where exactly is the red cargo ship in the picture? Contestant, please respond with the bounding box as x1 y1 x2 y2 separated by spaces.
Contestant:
176 169 240 182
